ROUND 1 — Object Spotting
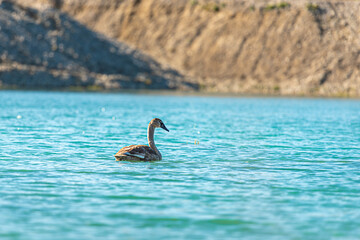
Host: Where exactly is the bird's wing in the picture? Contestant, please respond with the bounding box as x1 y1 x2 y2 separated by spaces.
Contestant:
115 145 154 159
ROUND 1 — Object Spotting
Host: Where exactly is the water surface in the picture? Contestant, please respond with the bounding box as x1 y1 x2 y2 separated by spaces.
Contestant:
1 91 359 239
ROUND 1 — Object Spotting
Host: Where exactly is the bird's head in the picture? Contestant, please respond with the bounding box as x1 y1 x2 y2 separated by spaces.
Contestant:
151 118 169 132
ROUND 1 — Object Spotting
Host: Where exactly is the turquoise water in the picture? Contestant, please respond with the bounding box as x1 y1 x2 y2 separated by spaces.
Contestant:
1 91 360 240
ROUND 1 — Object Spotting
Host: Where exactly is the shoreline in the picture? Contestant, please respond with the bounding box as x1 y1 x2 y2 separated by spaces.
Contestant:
1 87 359 100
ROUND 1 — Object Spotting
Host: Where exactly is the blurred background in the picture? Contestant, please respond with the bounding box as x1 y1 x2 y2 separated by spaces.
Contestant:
1 0 359 97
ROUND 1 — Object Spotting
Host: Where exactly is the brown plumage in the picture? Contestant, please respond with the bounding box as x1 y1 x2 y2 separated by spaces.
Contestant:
115 118 169 161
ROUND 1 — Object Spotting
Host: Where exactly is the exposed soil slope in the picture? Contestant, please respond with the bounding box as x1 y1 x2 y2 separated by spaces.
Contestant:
46 0 360 96
0 0 196 90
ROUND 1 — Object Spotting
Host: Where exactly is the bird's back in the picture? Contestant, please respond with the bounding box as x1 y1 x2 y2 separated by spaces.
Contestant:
115 145 160 161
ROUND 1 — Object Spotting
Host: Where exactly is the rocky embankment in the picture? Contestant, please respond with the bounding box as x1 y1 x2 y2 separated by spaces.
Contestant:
0 0 196 90
5 0 360 96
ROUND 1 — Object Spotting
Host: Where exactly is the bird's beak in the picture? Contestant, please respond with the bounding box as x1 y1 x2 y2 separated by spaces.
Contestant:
161 124 169 132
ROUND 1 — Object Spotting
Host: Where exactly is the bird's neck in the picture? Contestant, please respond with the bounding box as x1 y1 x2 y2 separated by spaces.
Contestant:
147 124 161 157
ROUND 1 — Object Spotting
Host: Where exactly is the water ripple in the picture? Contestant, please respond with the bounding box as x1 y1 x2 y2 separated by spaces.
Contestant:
0 91 359 240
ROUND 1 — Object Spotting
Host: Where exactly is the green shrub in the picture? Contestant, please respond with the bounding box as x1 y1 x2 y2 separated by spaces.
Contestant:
306 3 319 12
274 85 280 92
278 2 290 9
265 4 277 10
265 2 290 11
190 0 198 6
202 2 226 12
203 3 220 12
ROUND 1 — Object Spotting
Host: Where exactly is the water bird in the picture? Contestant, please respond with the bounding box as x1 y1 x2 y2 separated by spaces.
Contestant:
115 118 169 161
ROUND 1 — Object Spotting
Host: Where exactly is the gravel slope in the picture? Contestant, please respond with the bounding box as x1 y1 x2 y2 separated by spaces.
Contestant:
0 0 197 91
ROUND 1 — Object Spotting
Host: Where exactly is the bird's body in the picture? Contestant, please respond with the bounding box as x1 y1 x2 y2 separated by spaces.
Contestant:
115 118 169 162
115 145 159 161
